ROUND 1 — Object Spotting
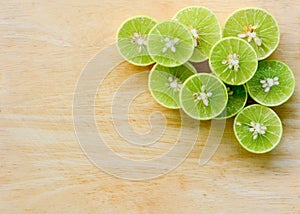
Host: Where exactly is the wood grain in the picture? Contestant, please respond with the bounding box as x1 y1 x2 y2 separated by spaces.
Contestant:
1 0 299 213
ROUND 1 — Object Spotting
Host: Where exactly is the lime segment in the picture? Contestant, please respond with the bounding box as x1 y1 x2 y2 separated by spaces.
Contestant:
148 62 197 109
174 6 222 62
147 20 194 67
234 104 283 153
209 37 258 85
180 73 228 120
223 8 280 60
246 60 295 107
117 16 157 66
215 84 248 119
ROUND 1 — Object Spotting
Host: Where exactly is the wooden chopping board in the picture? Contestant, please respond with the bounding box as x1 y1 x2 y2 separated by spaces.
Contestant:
1 0 299 213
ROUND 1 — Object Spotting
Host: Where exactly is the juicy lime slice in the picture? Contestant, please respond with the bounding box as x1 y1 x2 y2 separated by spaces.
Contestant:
174 6 222 62
117 16 157 66
234 104 283 154
179 73 228 120
223 8 280 60
215 84 248 119
148 62 197 109
246 60 295 107
147 20 194 67
209 37 258 85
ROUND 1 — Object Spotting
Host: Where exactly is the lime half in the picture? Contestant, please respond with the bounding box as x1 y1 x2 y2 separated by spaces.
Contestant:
215 84 248 119
117 16 157 66
246 60 295 107
174 6 222 62
180 73 228 120
209 37 258 85
223 8 280 60
234 104 283 154
148 62 197 109
147 20 194 67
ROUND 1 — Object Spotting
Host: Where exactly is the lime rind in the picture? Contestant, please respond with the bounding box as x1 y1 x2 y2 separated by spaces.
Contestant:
214 84 248 120
173 6 222 62
223 7 280 61
117 16 157 66
179 73 228 120
233 104 283 154
147 20 195 67
148 62 197 109
246 60 295 107
209 37 258 85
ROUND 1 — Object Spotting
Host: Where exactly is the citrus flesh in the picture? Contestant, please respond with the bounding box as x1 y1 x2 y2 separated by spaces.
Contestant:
215 84 248 119
180 73 228 120
234 104 283 153
174 6 222 62
147 20 194 67
223 8 280 60
246 60 295 107
117 16 157 66
209 37 258 85
149 62 197 109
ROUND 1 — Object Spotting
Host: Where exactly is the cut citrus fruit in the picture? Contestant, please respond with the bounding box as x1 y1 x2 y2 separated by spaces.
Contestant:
147 20 194 67
223 8 280 60
179 73 228 120
234 104 283 154
117 16 157 66
174 6 222 62
215 84 248 119
246 60 295 107
209 37 258 85
148 62 197 109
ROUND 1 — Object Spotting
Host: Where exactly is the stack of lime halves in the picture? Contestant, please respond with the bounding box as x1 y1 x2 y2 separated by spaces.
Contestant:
116 7 295 154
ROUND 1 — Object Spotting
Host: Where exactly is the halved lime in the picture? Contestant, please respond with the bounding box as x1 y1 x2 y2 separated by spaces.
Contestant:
147 20 194 67
148 62 197 109
179 73 228 120
215 84 248 119
117 16 157 66
246 60 295 107
174 6 222 62
209 37 258 85
234 104 283 154
223 8 280 60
